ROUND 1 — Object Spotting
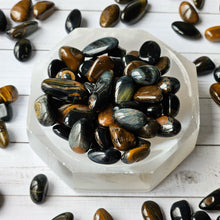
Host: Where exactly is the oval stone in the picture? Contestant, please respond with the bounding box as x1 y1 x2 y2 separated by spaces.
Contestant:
162 94 180 117
52 212 74 220
113 108 147 131
123 60 147 76
14 38 32 62
157 77 180 94
179 1 199 24
65 9 82 33
191 211 211 220
139 41 161 65
154 56 170 75
100 4 120 27
0 120 9 148
98 105 114 127
170 200 192 220
193 0 204 9
30 174 48 204
33 1 55 20
205 26 220 42
214 66 220 82
217 216 220 220
94 208 113 220
120 0 148 24
0 10 7 32
122 54 140 66
52 124 71 140
171 21 201 39
95 126 112 149
210 83 220 105
82 37 119 57
48 59 67 78
140 103 163 118
141 200 163 220
0 103 13 122
56 69 76 80
193 56 215 76
115 0 134 4
10 0 31 22
0 85 18 104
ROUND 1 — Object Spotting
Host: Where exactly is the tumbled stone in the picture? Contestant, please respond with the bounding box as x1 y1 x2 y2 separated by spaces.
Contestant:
179 1 199 24
214 66 220 82
193 56 215 76
120 0 148 24
115 0 134 3
140 103 163 118
199 188 220 210
14 38 32 62
108 47 126 58
0 120 9 148
52 212 74 220
217 216 220 220
52 124 71 140
7 21 38 39
139 41 161 65
154 56 170 75
112 58 125 77
117 101 141 110
171 21 201 39
100 4 120 28
94 208 113 220
141 200 163 220
33 1 55 20
82 37 119 57
79 60 94 76
157 77 180 94
95 126 112 149
65 9 81 33
170 200 192 220
191 211 211 220
59 46 84 72
123 54 140 66
210 83 220 105
98 105 114 127
48 59 67 78
56 68 76 80
0 85 18 104
0 10 7 32
84 82 95 94
10 0 31 22
205 26 220 42
30 174 48 204
0 103 12 122
69 118 93 153
123 60 147 76
193 0 204 9
162 94 180 117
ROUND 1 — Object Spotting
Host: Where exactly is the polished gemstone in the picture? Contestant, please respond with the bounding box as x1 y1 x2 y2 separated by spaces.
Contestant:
0 120 9 148
117 101 141 110
10 0 31 22
112 58 124 76
179 1 199 24
65 9 81 33
123 60 147 76
0 10 7 32
120 0 148 24
0 85 18 104
214 66 220 82
154 56 170 75
210 83 220 105
139 41 161 65
98 105 114 127
127 50 139 57
141 200 163 220
217 216 220 220
48 59 66 78
59 46 84 72
115 0 134 3
157 77 180 94
52 212 74 220
109 123 136 151
34 94 56 126
56 69 76 80
193 56 215 75
95 126 112 149
122 54 140 66
79 60 94 76
52 124 71 140
191 211 211 220
170 200 192 220
33 1 55 20
140 103 163 118
100 4 120 27
113 108 147 131
69 118 93 153
193 0 204 9
108 47 126 58
83 82 95 94
14 38 32 62
94 208 113 220
82 37 119 57
162 94 180 117
205 26 220 42
171 21 201 39
30 174 48 204
7 21 38 39
0 103 12 122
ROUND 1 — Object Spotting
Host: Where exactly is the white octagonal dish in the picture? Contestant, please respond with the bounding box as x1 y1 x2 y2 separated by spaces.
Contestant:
27 28 200 192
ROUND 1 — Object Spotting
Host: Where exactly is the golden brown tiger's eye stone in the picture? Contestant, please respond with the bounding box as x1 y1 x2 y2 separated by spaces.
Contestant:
154 56 170 75
179 1 199 24
100 4 120 27
0 85 18 104
123 60 147 76
205 26 220 42
94 208 113 220
10 0 31 22
142 200 164 220
210 83 220 105
33 1 55 20
98 105 114 127
0 120 9 148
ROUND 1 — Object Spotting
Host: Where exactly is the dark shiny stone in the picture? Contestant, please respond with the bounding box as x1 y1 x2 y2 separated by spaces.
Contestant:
115 0 134 4
115 76 135 104
14 38 32 62
120 0 148 24
88 148 121 165
162 94 180 117
122 54 140 66
193 56 216 76
79 60 94 76
141 200 163 220
170 200 192 220
191 211 211 220
69 118 93 154
84 82 95 94
95 126 112 149
131 65 161 85
7 21 38 39
139 41 161 65
157 116 181 137
33 1 55 20
52 212 74 220
123 60 147 76
214 66 220 82
112 58 125 77
0 120 9 148
0 103 13 122
117 101 141 110
98 105 114 127
48 59 67 78
108 47 126 58
34 94 56 126
113 108 147 131
65 9 81 33
154 56 170 75
157 77 180 94
52 124 71 140
171 21 201 39
217 216 220 220
30 174 48 204
140 103 163 118
94 208 113 220
56 68 75 80
210 83 220 105
199 188 220 210
0 10 7 32
82 37 119 57
0 85 19 104
193 0 204 9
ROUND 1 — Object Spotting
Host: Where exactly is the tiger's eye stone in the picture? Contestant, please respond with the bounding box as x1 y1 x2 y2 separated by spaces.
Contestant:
127 51 139 57
48 59 67 78
0 103 13 122
56 69 76 80
0 10 7 32
10 0 31 22
0 85 18 104
171 21 201 39
98 105 114 127
108 47 126 58
109 123 136 151
157 77 180 94
179 1 199 24
33 1 55 20
95 126 112 149
141 200 163 220
59 46 84 72
52 124 71 140
193 0 204 9
162 94 180 117
115 0 134 4
123 55 140 66
123 60 147 76
193 56 215 76
205 26 220 42
217 216 220 220
210 83 220 105
170 200 192 220
65 9 82 33
120 0 148 24
100 4 120 28
52 212 74 220
214 66 220 82
140 103 163 118
154 56 170 75
112 58 124 76
94 208 113 220
79 60 94 76
0 120 9 148
191 211 211 220
30 174 48 204
14 38 32 62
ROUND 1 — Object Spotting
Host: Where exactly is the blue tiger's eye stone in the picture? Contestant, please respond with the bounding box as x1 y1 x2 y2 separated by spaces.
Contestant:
191 211 211 220
65 9 81 33
52 212 74 220
170 200 192 220
14 38 32 62
0 10 7 32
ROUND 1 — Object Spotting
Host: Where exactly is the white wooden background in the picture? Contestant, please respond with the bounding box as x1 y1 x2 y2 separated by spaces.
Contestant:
0 0 220 219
